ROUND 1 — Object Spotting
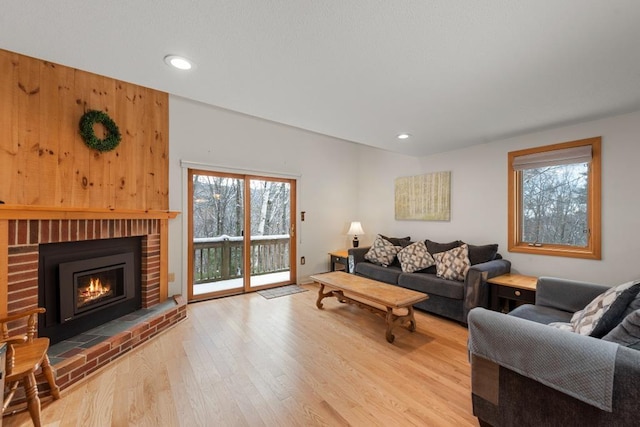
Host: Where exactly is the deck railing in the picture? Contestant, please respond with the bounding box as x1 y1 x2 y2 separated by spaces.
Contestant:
193 234 290 284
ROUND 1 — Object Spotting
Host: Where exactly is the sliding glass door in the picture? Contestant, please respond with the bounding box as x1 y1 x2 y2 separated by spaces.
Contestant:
188 170 296 301
247 177 293 290
189 172 245 299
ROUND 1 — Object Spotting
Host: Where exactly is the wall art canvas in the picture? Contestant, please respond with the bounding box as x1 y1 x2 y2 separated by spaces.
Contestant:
395 171 451 221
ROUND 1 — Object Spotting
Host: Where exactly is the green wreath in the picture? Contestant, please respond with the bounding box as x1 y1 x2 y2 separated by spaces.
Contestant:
79 110 122 152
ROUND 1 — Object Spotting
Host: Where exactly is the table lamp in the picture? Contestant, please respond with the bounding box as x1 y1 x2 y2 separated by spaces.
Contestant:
347 221 365 248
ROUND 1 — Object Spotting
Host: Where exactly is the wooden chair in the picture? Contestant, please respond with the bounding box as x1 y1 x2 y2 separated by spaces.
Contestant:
1 308 60 427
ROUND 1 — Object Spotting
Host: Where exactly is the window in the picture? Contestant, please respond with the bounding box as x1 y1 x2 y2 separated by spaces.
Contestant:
508 137 601 259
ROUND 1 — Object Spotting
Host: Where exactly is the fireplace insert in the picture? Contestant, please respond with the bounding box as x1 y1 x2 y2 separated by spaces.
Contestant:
58 252 135 324
39 237 142 344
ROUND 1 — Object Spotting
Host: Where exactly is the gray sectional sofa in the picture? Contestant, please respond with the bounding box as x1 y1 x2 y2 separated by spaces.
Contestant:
348 237 511 323
468 277 640 426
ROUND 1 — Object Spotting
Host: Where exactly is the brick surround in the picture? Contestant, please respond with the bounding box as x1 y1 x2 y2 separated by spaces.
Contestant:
7 219 161 316
5 218 186 392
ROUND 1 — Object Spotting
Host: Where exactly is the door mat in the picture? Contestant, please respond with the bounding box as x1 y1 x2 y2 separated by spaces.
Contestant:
257 284 308 299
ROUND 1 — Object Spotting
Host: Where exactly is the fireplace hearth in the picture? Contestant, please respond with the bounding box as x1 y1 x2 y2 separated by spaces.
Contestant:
39 237 142 344
3 214 182 393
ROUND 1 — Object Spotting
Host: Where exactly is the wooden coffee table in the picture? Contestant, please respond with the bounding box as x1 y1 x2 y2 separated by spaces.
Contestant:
310 271 428 343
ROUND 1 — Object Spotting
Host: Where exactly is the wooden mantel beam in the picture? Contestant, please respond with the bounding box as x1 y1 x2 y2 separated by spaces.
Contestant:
0 205 180 220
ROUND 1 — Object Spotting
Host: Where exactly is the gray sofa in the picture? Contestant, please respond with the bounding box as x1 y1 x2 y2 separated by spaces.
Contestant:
348 239 511 323
468 277 640 427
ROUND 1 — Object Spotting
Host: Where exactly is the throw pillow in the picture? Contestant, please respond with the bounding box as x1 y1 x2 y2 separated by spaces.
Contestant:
622 288 640 318
425 239 462 255
397 241 435 273
364 235 401 267
433 243 470 281
602 309 640 350
589 281 640 338
465 243 499 265
571 280 640 336
380 235 412 248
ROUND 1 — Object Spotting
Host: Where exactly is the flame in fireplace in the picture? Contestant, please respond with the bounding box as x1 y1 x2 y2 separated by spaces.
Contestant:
78 277 114 308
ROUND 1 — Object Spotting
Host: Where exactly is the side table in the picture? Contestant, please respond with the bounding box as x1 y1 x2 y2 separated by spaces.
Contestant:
488 273 537 313
329 250 350 273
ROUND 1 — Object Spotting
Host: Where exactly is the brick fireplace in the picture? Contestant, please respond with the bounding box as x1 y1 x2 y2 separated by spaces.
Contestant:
1 209 183 392
8 218 160 316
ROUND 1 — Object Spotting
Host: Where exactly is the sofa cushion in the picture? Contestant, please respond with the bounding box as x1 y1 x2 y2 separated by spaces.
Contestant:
433 244 470 281
398 272 464 299
465 243 499 265
425 239 462 254
602 309 640 350
364 235 401 267
355 263 402 285
571 280 640 336
397 241 435 273
509 304 574 325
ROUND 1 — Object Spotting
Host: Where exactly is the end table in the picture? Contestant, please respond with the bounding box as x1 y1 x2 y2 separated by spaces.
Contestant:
329 250 350 273
488 273 537 313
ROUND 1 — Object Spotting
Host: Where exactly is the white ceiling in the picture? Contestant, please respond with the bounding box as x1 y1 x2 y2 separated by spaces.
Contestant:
2 1 640 156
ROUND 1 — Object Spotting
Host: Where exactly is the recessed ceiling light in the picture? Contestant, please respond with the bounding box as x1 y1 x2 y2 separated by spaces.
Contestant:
397 133 411 140
164 55 193 70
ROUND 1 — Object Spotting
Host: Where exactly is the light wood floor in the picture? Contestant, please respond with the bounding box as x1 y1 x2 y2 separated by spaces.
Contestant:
4 284 478 427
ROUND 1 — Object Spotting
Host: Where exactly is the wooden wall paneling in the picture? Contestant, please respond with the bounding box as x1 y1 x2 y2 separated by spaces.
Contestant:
91 79 113 210
0 53 17 204
142 88 154 209
110 80 140 210
55 64 81 206
0 49 169 211
17 52 42 205
38 61 65 205
132 84 147 210
86 72 115 209
140 90 156 211
145 89 169 210
153 91 169 210
72 68 96 208
70 68 93 208
114 82 135 210
115 81 159 211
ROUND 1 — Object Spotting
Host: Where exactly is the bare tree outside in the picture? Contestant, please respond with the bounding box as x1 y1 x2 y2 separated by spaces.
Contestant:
250 180 290 236
193 176 244 238
521 163 588 246
192 176 290 238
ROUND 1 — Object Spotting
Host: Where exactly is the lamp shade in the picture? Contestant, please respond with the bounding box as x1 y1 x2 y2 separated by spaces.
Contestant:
347 221 365 235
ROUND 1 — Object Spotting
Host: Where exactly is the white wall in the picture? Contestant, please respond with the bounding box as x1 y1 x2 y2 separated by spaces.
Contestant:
169 95 640 295
358 110 640 285
168 95 369 295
